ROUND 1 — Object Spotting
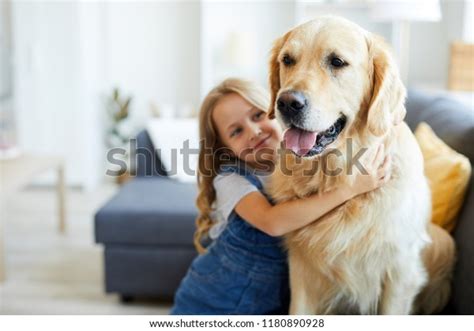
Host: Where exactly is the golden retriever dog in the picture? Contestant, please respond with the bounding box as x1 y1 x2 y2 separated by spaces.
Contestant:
266 16 456 314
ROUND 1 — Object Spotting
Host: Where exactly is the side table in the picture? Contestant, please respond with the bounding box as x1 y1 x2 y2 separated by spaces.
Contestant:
0 154 66 282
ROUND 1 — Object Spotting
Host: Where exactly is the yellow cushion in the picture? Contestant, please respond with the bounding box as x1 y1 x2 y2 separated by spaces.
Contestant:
415 122 472 232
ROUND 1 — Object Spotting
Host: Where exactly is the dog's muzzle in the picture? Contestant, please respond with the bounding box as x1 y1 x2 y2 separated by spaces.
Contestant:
283 115 347 157
277 91 309 126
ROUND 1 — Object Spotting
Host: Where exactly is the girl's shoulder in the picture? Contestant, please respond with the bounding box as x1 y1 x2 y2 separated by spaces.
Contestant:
210 169 262 240
215 163 264 190
213 171 259 195
218 162 249 176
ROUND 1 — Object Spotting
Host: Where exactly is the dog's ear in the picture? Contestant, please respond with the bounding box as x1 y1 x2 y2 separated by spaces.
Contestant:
268 32 290 119
366 34 407 136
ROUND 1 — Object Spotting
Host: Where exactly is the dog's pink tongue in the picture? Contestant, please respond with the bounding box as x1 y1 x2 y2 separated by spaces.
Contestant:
283 128 318 156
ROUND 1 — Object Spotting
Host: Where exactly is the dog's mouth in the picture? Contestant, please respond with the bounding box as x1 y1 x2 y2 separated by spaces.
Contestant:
283 115 347 157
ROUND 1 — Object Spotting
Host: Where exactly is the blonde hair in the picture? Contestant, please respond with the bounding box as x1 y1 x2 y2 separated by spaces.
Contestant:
194 78 270 254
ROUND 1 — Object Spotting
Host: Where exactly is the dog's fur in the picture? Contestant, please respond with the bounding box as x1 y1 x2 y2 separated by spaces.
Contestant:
267 17 455 314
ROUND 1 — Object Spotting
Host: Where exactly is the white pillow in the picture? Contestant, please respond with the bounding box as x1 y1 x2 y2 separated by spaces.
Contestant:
146 118 199 183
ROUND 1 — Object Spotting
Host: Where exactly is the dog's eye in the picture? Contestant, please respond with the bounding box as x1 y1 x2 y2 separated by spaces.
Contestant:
282 54 295 66
330 56 346 68
327 125 336 135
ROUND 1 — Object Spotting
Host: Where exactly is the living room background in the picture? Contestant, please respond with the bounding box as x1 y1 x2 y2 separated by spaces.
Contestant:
4 0 470 189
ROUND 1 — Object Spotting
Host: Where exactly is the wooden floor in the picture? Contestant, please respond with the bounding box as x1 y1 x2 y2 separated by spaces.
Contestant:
0 184 172 314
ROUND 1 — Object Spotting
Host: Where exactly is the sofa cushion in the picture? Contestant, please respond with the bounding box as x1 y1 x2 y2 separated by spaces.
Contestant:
95 177 198 247
415 122 472 232
405 89 474 314
134 130 169 177
146 119 199 183
406 89 474 161
451 179 474 314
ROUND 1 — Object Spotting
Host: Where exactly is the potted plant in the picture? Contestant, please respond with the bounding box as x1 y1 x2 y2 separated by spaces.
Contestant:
105 88 134 185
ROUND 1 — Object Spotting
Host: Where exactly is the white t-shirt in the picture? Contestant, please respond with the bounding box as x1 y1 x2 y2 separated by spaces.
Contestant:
209 171 271 239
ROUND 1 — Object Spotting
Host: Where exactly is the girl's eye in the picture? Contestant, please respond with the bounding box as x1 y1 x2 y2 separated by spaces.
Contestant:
253 111 265 120
230 127 242 138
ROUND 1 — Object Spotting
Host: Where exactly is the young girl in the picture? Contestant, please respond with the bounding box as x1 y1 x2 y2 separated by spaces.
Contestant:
170 78 390 315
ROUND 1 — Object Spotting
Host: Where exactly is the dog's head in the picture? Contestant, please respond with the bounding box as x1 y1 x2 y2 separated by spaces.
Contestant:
268 16 406 158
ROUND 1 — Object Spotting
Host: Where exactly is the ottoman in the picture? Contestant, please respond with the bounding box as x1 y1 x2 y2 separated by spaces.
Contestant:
95 177 198 301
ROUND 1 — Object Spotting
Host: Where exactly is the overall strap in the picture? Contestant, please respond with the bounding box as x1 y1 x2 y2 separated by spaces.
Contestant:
219 162 264 191
218 162 284 250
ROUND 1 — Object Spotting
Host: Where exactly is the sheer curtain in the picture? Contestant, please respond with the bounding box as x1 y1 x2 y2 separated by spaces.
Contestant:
0 0 19 159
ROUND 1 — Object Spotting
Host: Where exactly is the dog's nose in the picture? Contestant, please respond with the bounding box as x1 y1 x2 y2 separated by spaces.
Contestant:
277 91 308 118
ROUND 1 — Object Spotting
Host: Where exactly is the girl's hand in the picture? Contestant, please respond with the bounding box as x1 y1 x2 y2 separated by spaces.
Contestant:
346 143 391 199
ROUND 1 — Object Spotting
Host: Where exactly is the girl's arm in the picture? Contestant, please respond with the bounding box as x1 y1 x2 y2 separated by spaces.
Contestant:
235 143 391 237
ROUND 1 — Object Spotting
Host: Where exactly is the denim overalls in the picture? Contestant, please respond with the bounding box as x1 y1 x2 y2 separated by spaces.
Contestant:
170 164 290 315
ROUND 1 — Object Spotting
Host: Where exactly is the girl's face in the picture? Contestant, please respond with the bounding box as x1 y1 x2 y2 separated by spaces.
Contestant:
212 93 283 169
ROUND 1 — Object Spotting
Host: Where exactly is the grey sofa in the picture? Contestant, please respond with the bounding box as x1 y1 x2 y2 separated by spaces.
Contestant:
405 90 473 314
94 89 473 313
94 130 198 301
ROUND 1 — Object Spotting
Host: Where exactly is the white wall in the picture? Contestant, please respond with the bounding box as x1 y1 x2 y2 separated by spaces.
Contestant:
200 1 295 99
0 0 12 98
296 0 468 88
9 0 471 188
408 0 467 87
12 1 86 186
463 0 473 42
297 1 392 41
11 1 201 189
77 2 107 190
103 1 201 123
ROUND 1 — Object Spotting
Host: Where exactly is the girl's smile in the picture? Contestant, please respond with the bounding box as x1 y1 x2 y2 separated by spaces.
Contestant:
212 92 282 168
253 133 272 150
